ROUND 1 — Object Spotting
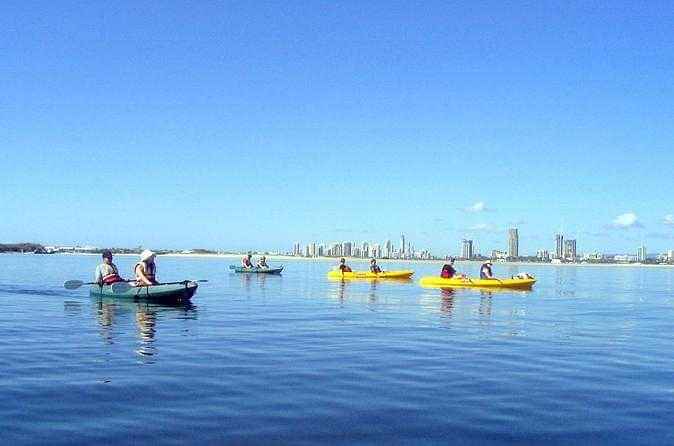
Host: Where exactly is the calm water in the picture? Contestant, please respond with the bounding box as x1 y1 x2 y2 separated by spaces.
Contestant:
2 254 674 445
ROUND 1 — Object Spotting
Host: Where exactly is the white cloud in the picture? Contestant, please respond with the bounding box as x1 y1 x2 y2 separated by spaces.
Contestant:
468 223 497 232
612 212 641 229
466 201 486 213
664 214 674 226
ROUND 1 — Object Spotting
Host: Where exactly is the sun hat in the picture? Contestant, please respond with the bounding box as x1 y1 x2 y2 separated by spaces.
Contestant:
140 249 156 262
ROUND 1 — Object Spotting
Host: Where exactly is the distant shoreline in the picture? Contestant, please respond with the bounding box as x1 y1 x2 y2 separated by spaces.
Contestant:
5 251 673 269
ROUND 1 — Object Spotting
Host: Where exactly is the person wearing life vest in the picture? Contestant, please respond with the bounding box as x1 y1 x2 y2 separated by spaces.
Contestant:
256 256 269 269
135 250 158 286
370 258 382 273
242 253 253 268
441 258 457 278
338 258 352 273
480 260 495 279
95 250 124 285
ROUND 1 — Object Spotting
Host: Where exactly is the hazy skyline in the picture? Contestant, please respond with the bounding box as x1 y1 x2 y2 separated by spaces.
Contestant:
2 1 673 254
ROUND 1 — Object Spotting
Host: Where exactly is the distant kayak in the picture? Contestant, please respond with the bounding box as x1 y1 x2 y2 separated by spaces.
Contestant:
90 282 198 301
419 276 535 289
327 270 414 280
230 265 284 274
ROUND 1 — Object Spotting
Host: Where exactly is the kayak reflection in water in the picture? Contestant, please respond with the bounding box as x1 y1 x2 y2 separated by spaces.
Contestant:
135 250 159 286
369 258 383 273
95 250 125 285
256 255 269 269
338 258 352 273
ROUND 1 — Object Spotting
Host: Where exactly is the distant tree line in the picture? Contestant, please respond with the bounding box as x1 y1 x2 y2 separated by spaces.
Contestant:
0 243 45 253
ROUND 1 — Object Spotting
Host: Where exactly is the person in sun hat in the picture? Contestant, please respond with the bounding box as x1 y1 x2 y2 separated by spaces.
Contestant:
94 250 124 285
480 259 495 280
135 249 158 286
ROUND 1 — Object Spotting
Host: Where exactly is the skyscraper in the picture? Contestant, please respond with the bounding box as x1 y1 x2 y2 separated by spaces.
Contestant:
637 245 647 262
555 234 564 259
508 228 519 259
461 239 473 260
400 234 406 256
385 240 392 258
342 241 352 257
563 239 577 261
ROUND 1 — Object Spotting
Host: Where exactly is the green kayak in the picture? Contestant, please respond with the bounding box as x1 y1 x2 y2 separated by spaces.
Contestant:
90 282 198 301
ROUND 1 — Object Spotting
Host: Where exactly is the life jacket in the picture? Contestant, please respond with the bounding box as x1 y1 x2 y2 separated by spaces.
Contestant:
480 264 492 279
101 263 123 284
441 265 455 278
370 265 381 273
242 257 252 267
135 261 156 283
339 264 352 273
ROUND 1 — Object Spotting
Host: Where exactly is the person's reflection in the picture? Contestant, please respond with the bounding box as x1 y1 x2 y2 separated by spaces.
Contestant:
335 280 346 303
95 299 116 344
368 281 378 304
439 289 456 318
135 303 157 357
241 274 252 294
478 291 493 319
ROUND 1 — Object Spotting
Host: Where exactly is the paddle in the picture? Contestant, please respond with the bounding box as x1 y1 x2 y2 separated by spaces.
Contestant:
111 280 208 294
64 278 139 290
63 280 97 290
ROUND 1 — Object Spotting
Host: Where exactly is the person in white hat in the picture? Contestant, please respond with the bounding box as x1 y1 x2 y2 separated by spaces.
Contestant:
135 249 158 286
479 259 495 280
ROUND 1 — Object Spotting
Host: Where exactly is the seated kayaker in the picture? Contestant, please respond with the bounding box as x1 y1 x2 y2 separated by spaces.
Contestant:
480 260 495 279
440 258 457 279
241 253 253 268
338 258 352 273
256 256 269 269
95 250 124 285
135 250 159 286
370 258 382 273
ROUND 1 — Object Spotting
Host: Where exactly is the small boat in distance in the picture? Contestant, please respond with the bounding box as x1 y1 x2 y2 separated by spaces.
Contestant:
229 265 284 274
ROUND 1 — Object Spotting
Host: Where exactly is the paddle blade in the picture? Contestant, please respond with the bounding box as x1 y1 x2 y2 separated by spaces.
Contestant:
111 281 132 294
64 280 84 290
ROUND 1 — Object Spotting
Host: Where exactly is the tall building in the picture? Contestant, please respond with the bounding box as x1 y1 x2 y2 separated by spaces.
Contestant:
342 241 352 257
310 242 317 258
555 234 564 259
508 228 519 258
400 234 406 256
461 239 474 260
563 239 577 261
385 240 392 258
637 245 647 262
361 242 369 258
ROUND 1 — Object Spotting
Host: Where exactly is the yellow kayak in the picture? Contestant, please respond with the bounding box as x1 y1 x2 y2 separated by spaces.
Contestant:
419 276 536 289
327 270 414 280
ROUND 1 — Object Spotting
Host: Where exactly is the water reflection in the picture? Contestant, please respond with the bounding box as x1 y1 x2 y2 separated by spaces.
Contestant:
92 297 197 359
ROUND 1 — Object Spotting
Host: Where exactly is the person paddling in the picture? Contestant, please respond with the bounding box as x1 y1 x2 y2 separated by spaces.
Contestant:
440 258 457 278
338 258 352 273
370 258 382 273
95 250 124 285
256 256 269 269
480 260 495 279
241 253 254 268
135 250 158 286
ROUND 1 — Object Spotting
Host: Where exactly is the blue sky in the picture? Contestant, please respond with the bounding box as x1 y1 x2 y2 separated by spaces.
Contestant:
1 1 673 255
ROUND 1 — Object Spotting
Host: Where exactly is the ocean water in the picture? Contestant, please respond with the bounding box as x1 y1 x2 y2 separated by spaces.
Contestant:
1 254 674 445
